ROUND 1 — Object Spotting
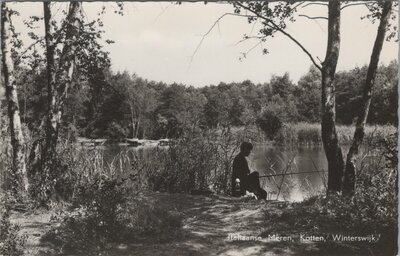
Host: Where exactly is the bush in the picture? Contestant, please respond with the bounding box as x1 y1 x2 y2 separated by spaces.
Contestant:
41 173 127 254
145 129 220 193
273 125 298 146
143 128 248 194
0 194 26 256
28 141 82 205
42 172 183 255
118 198 183 242
256 109 283 140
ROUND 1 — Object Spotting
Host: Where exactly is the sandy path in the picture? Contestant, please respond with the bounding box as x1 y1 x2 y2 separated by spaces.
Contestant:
104 193 301 256
12 193 317 256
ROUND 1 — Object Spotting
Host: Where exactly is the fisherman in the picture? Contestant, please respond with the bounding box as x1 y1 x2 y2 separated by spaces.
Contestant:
232 142 267 200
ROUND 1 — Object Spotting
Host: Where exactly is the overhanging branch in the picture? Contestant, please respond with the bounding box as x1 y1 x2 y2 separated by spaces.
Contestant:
189 12 258 68
301 2 329 9
340 2 372 10
235 2 323 71
299 14 328 20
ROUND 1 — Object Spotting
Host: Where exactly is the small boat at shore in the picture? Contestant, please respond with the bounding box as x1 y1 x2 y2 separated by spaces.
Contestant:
124 138 142 146
77 137 173 147
158 139 172 146
124 138 170 147
77 138 107 146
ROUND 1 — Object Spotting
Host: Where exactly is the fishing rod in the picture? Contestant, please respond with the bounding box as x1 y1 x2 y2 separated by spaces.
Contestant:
259 170 327 178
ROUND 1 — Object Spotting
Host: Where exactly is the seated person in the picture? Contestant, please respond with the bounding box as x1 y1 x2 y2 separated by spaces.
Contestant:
231 142 267 200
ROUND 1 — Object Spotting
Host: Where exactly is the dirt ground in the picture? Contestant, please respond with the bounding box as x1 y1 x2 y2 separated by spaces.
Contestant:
11 193 324 256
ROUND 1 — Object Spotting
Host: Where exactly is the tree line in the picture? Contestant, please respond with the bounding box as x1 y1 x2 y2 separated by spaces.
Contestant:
3 61 396 141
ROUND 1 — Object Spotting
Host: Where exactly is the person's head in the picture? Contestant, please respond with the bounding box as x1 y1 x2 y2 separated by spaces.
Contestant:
240 142 253 156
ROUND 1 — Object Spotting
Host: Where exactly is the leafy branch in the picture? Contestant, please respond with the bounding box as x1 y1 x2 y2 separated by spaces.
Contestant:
234 1 323 71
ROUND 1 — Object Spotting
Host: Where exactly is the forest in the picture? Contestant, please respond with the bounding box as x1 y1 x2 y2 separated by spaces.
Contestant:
3 61 397 141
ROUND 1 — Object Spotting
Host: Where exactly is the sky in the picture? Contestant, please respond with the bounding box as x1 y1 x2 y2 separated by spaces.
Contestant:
9 1 399 87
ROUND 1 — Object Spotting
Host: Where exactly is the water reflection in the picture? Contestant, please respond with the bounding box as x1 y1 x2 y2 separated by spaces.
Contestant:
249 144 328 201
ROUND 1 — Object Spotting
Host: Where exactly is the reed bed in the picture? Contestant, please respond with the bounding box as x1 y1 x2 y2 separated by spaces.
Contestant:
274 122 397 146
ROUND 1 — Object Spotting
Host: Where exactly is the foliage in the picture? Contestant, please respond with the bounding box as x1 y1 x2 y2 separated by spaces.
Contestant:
136 128 254 194
256 93 299 141
42 174 127 255
0 193 26 256
295 66 321 123
45 196 181 254
8 59 398 142
362 1 398 41
39 149 183 255
0 123 31 195
43 196 183 255
335 61 398 125
263 133 398 255
145 129 220 193
118 198 183 242
28 141 81 205
256 106 283 140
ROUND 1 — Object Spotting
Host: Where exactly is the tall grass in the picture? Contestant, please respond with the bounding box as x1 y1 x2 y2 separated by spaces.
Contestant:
274 122 397 146
37 143 184 255
136 128 247 194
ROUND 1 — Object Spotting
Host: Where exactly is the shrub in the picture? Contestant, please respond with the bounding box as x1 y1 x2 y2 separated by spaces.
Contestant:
0 194 26 256
273 125 298 146
43 195 182 255
118 198 183 242
28 141 82 205
41 173 128 254
143 128 247 194
256 109 283 140
145 129 220 193
41 166 183 255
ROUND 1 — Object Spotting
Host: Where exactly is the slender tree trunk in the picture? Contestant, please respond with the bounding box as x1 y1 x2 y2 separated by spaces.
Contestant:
135 117 140 138
1 3 29 193
129 104 136 138
343 0 393 195
42 2 82 171
321 1 344 194
42 2 58 168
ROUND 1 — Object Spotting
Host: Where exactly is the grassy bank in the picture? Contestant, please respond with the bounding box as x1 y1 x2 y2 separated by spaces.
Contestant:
273 122 397 146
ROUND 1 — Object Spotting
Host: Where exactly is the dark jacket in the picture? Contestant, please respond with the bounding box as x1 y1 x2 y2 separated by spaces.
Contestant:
232 153 250 195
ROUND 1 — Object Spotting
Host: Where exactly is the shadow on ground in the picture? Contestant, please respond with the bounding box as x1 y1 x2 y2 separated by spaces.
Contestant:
13 193 361 255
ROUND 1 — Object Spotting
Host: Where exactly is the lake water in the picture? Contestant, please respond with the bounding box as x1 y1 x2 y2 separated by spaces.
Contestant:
249 144 328 201
96 143 329 202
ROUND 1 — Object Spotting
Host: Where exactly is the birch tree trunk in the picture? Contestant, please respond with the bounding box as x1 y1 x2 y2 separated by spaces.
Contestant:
342 0 393 195
1 2 29 193
135 117 140 138
321 1 344 193
41 2 82 172
42 1 57 168
129 104 136 138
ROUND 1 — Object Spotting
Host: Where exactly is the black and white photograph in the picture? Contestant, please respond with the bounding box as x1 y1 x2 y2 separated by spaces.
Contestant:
0 1 398 255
